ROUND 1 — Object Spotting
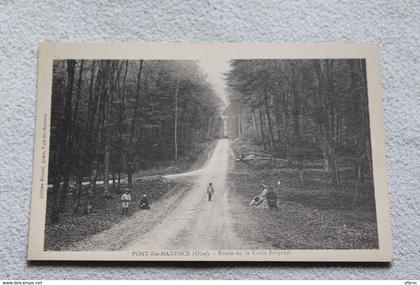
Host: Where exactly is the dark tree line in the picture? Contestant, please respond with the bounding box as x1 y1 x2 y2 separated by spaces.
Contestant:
48 60 221 223
226 59 373 187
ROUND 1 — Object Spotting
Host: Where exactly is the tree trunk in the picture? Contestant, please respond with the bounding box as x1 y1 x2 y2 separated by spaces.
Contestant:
290 64 301 142
61 60 85 212
323 135 329 171
72 176 83 214
85 61 109 214
103 144 111 197
102 61 117 199
58 59 76 213
283 91 290 156
117 60 128 192
251 111 258 142
50 175 61 224
259 110 267 150
127 60 144 187
174 79 180 161
85 160 97 215
237 110 242 138
264 91 275 151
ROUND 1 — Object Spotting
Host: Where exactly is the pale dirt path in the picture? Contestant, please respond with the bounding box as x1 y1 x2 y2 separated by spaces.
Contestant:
63 179 194 251
66 139 261 251
124 139 260 250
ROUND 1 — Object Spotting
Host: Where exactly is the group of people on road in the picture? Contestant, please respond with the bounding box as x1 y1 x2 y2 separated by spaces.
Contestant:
119 179 279 216
205 180 280 212
120 182 216 216
120 189 150 215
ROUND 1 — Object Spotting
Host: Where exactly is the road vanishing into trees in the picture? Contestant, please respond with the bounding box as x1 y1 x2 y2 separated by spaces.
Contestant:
67 138 259 251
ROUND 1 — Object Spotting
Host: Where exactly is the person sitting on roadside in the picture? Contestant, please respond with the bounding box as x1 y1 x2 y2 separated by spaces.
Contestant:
121 189 132 215
249 184 268 207
266 186 278 211
276 180 284 198
139 194 150 210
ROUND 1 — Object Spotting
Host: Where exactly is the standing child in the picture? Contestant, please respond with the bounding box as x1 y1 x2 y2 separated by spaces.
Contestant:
207 183 215 201
121 189 132 215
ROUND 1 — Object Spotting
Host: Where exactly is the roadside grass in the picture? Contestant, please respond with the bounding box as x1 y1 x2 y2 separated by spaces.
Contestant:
44 140 217 251
44 179 181 250
229 139 379 249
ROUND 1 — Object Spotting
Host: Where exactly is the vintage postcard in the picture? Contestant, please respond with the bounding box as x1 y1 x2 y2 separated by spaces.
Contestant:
28 42 392 261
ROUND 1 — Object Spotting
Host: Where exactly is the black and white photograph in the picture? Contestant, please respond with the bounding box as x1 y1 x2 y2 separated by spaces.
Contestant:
28 43 392 261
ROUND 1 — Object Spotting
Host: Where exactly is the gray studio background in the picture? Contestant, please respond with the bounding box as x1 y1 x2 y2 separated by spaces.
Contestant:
0 0 419 279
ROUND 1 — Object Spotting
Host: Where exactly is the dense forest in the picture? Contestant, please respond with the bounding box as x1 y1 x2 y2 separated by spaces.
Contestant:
46 58 374 226
48 60 221 223
226 59 373 187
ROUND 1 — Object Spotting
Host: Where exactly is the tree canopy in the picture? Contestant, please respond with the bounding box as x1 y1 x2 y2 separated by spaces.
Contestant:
226 59 372 186
48 59 222 222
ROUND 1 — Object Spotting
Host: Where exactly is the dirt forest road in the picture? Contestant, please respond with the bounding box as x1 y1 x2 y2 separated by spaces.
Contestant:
66 139 260 251
123 138 257 250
